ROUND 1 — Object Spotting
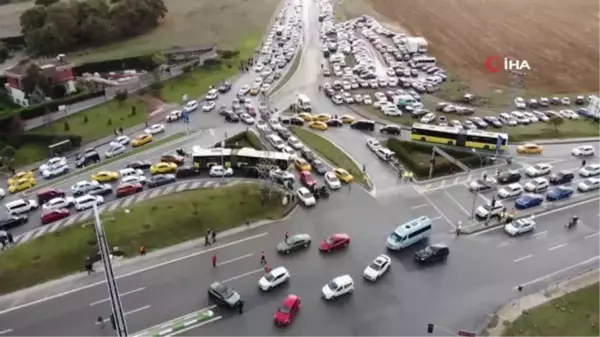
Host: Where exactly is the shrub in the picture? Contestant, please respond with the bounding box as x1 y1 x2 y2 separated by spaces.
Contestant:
64 121 70 131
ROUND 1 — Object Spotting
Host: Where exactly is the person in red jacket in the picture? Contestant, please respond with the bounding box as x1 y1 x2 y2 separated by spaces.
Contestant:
212 255 217 268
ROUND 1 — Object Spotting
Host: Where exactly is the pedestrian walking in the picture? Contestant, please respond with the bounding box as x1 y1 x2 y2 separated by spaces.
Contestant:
97 316 105 329
119 127 123 134
260 251 267 265
285 232 289 243
582 159 587 168
7 232 13 246
237 300 244 314
212 254 217 268
264 264 271 274
204 234 211 246
139 245 146 256
455 221 462 236
85 258 94 275
211 230 216 243
362 164 366 173
114 128 119 136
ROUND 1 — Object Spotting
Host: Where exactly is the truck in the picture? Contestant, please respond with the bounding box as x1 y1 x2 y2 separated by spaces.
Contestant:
406 37 428 54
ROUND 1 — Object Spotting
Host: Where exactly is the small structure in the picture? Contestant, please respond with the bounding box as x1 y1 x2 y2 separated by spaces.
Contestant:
3 54 76 107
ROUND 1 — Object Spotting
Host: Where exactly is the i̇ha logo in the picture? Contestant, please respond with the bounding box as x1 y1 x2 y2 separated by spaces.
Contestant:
485 56 530 73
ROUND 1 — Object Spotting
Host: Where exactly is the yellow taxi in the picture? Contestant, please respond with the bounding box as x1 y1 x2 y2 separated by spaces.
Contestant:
8 177 36 194
334 168 354 183
314 113 332 122
132 134 153 147
308 121 328 131
92 171 120 182
8 171 34 186
150 162 178 174
516 143 543 155
296 112 313 122
341 115 355 124
250 85 260 95
294 158 312 172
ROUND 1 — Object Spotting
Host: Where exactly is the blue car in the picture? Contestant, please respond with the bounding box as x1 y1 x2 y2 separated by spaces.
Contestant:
515 194 544 210
546 186 574 201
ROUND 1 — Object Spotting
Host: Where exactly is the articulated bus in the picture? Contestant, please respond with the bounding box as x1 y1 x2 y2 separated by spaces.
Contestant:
192 147 291 170
410 123 508 151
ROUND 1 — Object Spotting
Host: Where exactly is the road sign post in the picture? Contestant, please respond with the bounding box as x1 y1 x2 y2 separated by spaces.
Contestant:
495 135 503 158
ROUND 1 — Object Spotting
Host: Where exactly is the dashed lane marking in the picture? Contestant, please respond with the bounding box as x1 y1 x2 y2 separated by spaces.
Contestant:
532 230 548 237
411 204 428 210
585 232 600 239
548 243 568 251
513 254 533 263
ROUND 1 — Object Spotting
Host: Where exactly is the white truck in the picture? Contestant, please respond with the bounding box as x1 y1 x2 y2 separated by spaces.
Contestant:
406 37 428 54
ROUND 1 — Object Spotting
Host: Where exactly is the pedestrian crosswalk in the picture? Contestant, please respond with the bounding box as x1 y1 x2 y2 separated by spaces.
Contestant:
11 179 244 246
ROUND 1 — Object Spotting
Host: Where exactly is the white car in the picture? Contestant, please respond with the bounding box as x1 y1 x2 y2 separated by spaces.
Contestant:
105 143 126 158
332 95 344 105
572 145 595 157
580 164 600 177
366 139 382 151
239 85 251 95
475 201 504 219
119 167 145 179
374 147 394 160
202 101 216 112
561 97 571 105
183 100 198 112
144 124 165 135
166 110 183 122
363 95 373 105
287 136 303 150
504 218 536 236
74 195 104 211
383 105 401 116
374 92 387 101
258 266 290 291
514 97 526 109
342 92 354 104
324 171 341 190
524 177 549 193
363 254 391 281
239 113 254 125
120 174 147 185
281 146 297 158
209 165 233 177
255 120 269 132
42 197 75 211
114 135 130 146
42 164 69 179
0 188 4 199
525 163 552 177
205 89 219 100
5 199 38 215
244 98 253 109
71 180 100 196
468 177 497 192
497 183 524 199
578 178 600 192
321 275 354 300
39 157 67 172
296 187 316 206
450 120 463 128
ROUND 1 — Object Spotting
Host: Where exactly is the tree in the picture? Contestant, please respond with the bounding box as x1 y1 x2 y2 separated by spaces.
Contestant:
20 63 51 98
20 5 48 33
35 0 59 6
0 145 16 167
64 121 70 131
547 116 564 133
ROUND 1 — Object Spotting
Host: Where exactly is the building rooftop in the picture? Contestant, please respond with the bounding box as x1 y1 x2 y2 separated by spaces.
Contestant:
5 56 72 76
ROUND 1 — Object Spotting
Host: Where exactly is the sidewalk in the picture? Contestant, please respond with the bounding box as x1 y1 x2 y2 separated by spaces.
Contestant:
482 268 599 336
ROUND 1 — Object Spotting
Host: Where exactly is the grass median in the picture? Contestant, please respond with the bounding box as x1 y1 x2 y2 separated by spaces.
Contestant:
501 282 599 336
0 183 288 295
290 126 369 188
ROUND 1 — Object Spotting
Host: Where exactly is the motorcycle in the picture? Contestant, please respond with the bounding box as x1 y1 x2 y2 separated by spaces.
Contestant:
566 216 578 229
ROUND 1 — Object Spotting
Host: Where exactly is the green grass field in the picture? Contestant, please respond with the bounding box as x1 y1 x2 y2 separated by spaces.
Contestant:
0 182 288 295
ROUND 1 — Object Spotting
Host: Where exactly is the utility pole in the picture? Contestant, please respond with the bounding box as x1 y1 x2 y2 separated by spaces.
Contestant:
428 147 436 179
92 204 128 337
220 132 227 183
469 192 478 220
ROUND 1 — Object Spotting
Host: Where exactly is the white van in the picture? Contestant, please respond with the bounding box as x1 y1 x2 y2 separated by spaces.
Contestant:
386 216 433 250
321 274 354 300
267 134 286 150
5 199 38 215
297 94 312 111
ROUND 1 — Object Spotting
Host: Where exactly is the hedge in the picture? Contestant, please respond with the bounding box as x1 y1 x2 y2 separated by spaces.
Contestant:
1 133 82 150
386 138 488 178
213 131 264 150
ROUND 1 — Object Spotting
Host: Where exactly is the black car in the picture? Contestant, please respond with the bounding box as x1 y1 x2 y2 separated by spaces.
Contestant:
414 243 450 264
326 119 343 127
301 149 317 162
281 117 304 126
126 161 152 170
148 174 177 188
219 106 233 116
497 170 522 185
75 151 100 168
550 170 575 185
176 167 202 178
350 120 376 131
311 159 328 174
225 112 240 122
239 166 262 178
86 184 113 196
278 128 292 140
380 124 401 135
324 88 335 97
0 215 28 231
218 82 232 93
208 282 242 309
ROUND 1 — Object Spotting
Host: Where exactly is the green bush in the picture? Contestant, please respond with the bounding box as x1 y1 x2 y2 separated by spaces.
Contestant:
213 131 265 150
217 49 240 59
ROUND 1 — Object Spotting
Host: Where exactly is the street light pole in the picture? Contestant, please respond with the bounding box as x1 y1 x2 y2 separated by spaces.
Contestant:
471 148 483 169
92 204 128 336
220 132 227 183
469 192 479 220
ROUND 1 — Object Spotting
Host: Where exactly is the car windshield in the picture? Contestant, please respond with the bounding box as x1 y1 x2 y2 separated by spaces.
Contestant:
327 281 338 290
390 233 403 242
483 203 494 211
424 246 434 254
534 165 544 170
369 262 382 271
278 305 291 314
584 165 596 170
215 284 234 299
264 273 275 282
299 190 311 198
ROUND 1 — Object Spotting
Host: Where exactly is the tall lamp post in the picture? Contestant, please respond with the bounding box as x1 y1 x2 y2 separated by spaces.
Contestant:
471 148 484 169
92 204 128 337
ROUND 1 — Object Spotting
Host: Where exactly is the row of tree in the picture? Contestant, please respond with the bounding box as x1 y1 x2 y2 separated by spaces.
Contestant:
20 0 168 55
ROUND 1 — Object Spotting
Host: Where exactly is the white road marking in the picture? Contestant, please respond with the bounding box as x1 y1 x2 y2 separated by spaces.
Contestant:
217 253 253 266
96 305 151 324
175 183 188 192
515 255 600 289
135 191 149 202
62 215 80 227
431 216 443 221
78 210 93 221
411 204 428 210
49 221 64 233
452 177 458 185
17 230 35 243
121 197 135 208
513 255 533 263
108 202 121 212
440 180 445 187
32 225 50 239
0 232 269 316
0 329 13 335
190 182 203 189
478 193 491 204
532 230 548 237
162 186 175 195
444 191 470 216
413 186 455 228
496 241 511 248
89 287 146 306
204 180 218 188
148 189 162 199
221 268 264 283
548 243 568 251
585 232 600 239
96 205 107 214
166 316 223 336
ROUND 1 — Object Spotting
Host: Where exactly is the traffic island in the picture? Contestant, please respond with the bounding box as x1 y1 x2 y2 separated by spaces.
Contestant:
133 309 217 337
213 130 265 149
0 182 289 296
289 126 370 188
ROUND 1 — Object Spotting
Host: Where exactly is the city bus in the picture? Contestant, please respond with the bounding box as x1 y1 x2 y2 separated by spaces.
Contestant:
410 123 508 151
192 147 291 170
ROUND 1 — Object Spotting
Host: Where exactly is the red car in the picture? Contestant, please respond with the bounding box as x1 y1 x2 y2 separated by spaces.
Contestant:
274 294 301 326
116 183 143 198
41 208 70 225
160 155 185 166
299 171 316 187
37 188 66 205
246 107 257 116
319 233 351 252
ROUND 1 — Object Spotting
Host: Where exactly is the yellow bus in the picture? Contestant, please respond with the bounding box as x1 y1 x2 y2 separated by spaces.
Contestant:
410 123 508 151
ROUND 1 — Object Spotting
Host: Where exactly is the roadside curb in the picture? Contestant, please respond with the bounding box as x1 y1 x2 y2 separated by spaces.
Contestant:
411 162 508 185
133 309 216 337
511 137 600 146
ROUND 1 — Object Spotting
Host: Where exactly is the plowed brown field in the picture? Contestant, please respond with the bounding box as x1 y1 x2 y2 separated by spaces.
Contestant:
348 0 599 94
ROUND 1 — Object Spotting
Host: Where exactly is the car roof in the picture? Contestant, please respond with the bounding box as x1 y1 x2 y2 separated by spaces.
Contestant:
333 274 353 283
5 199 27 207
291 233 310 240
270 266 288 276
282 294 299 306
331 233 349 239
430 243 448 249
